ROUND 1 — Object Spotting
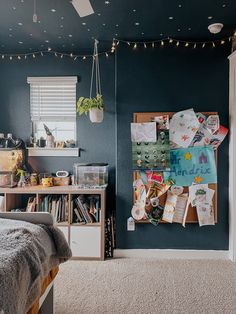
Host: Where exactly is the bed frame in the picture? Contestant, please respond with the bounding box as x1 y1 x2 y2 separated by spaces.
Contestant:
0 212 55 314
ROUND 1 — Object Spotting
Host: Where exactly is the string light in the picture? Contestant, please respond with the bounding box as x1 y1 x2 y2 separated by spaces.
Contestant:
221 40 225 44
17 56 21 60
202 43 205 48
40 52 44 56
74 56 77 60
32 53 36 58
212 42 215 48
25 55 27 59
54 52 57 57
48 47 52 51
133 43 137 49
60 54 63 58
176 41 179 47
83 56 86 60
144 43 147 48
70 52 73 57
152 42 155 48
105 52 109 57
194 43 197 49
127 42 130 46
116 41 120 46
10 56 12 60
169 38 173 43
1 55 4 59
185 42 189 47
161 40 164 46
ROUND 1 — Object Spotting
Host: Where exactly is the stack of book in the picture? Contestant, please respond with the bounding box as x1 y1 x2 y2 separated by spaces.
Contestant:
72 195 100 224
39 195 69 223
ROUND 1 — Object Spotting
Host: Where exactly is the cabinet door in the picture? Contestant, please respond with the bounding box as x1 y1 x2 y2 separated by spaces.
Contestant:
57 226 69 243
70 226 101 258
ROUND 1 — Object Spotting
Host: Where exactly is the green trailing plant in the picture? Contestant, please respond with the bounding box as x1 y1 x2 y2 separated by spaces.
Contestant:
77 94 104 116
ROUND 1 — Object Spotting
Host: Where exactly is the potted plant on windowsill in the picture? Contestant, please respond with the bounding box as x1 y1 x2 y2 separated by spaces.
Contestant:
77 94 104 123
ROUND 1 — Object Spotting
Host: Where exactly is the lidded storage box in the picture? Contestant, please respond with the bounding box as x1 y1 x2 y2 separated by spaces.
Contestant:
73 163 108 188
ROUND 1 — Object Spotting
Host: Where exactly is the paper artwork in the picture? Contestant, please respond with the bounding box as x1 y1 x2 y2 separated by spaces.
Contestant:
162 191 178 223
169 108 200 148
132 130 170 170
172 193 189 224
170 185 184 196
131 122 157 142
153 115 170 130
196 203 215 226
209 125 228 149
205 115 220 134
164 146 217 186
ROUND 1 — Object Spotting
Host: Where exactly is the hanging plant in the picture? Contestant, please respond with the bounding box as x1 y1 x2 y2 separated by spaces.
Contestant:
76 40 104 123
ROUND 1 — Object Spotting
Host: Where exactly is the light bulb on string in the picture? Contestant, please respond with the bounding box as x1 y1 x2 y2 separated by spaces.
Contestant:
70 53 73 58
54 52 57 57
194 43 197 49
33 0 37 23
25 55 27 59
116 41 120 46
229 37 232 42
202 43 205 48
83 56 86 60
127 42 130 46
1 55 4 59
133 43 137 49
152 42 155 48
40 52 44 56
10 56 12 60
176 41 179 47
32 54 36 58
48 47 52 51
105 52 109 57
17 56 21 60
221 40 225 44
161 40 164 46
185 42 189 47
74 56 77 61
169 38 173 43
61 54 63 58
212 42 215 48
143 43 147 48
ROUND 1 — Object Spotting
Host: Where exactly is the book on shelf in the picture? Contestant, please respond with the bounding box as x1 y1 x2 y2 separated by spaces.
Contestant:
72 195 100 224
39 195 69 223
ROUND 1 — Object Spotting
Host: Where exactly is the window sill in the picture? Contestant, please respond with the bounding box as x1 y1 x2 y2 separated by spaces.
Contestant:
27 147 79 157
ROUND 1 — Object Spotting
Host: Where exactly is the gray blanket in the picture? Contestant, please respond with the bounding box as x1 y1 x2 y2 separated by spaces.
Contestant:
0 218 72 314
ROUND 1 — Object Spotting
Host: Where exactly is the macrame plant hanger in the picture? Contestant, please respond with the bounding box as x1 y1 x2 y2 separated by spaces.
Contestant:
90 39 101 98
88 39 104 123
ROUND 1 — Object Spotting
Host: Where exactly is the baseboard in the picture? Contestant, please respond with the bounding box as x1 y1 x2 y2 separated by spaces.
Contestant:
114 249 229 260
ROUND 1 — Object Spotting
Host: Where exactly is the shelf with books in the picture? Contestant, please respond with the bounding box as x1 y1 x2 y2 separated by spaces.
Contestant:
0 186 106 260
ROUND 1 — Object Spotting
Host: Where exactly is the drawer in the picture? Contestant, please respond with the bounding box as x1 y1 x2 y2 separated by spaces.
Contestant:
70 226 101 258
57 226 69 243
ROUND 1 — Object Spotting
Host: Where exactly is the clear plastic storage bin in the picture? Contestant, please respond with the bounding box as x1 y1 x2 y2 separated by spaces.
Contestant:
73 163 108 188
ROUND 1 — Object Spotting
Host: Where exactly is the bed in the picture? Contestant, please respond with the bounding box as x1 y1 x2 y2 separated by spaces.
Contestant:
0 212 72 314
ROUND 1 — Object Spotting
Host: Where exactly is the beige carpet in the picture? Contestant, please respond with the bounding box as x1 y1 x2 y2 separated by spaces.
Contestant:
55 258 236 314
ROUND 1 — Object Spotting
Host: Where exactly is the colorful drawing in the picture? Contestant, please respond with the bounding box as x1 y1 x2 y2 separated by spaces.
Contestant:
132 130 170 170
164 146 217 186
169 108 200 148
153 115 170 130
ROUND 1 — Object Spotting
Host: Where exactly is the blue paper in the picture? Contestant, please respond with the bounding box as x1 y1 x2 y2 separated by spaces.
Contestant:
164 146 217 186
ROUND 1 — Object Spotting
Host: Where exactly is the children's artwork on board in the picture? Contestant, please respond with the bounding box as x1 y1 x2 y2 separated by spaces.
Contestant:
162 191 178 223
131 122 157 142
164 146 217 186
153 115 170 130
196 203 215 227
169 108 200 148
172 193 189 224
189 184 214 207
205 115 220 134
132 130 170 170
209 125 228 149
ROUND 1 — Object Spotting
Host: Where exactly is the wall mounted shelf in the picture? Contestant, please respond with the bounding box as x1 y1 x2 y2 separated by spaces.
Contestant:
27 147 79 157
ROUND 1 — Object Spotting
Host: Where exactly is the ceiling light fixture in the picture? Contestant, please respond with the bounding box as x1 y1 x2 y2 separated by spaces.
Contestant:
71 0 94 17
208 23 224 34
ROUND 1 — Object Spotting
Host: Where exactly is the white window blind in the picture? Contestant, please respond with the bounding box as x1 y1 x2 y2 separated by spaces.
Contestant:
27 76 77 122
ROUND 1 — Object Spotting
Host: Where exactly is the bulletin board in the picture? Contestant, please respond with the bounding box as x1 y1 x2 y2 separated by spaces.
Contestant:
133 111 218 224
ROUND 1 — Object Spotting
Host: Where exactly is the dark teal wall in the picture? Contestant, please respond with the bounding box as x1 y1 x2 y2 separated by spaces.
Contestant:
0 55 116 211
0 45 230 249
116 45 230 250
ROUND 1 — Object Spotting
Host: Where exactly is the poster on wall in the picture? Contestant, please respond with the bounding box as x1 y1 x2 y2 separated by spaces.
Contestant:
132 130 170 170
164 146 217 186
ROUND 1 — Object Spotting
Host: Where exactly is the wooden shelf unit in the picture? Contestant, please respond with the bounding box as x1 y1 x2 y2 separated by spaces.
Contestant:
0 186 106 261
